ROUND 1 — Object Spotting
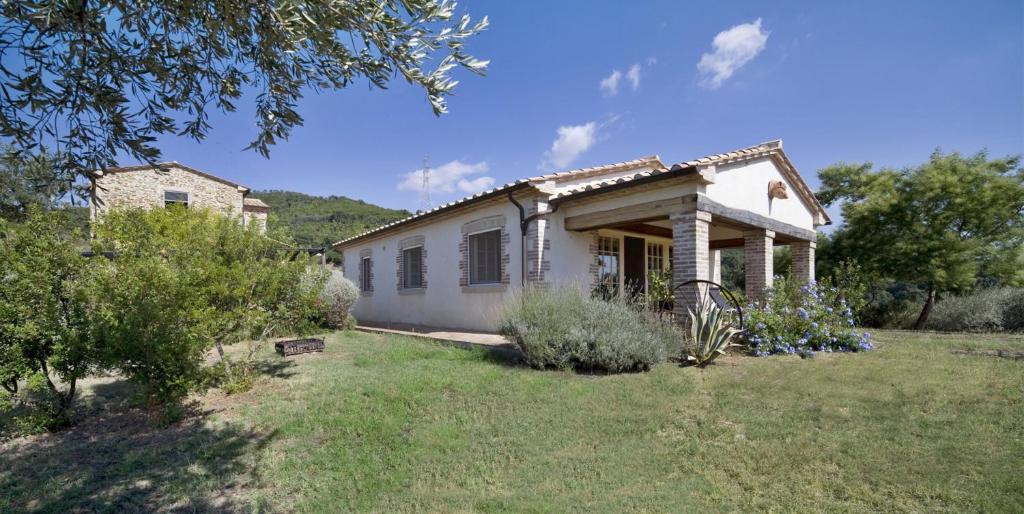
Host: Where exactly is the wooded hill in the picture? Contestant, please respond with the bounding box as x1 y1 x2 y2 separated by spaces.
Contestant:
248 190 411 248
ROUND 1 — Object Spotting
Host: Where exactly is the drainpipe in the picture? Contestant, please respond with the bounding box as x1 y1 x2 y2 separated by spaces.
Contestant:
507 190 560 287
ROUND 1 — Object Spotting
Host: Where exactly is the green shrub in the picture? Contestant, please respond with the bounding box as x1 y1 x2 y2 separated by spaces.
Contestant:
744 278 873 357
925 288 1024 333
498 286 676 372
0 210 100 422
91 207 324 410
318 270 359 329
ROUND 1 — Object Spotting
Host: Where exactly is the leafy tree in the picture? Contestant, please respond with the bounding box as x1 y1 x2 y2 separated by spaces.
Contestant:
249 190 410 249
0 210 100 422
0 146 83 221
1 0 488 176
816 150 1024 329
91 207 324 407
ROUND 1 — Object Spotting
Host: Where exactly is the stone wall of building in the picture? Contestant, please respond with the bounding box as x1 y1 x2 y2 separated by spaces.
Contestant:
91 164 245 221
242 205 269 233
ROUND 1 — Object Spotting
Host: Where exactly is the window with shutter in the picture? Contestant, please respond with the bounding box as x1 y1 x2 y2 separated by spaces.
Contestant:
469 230 501 284
402 246 423 288
360 256 372 292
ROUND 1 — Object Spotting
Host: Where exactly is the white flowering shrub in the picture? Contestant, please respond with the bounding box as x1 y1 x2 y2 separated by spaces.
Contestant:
319 270 359 329
744 277 873 358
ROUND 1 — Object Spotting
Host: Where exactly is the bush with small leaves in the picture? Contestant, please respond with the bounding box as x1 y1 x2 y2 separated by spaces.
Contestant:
499 286 676 372
925 288 1024 333
318 270 359 329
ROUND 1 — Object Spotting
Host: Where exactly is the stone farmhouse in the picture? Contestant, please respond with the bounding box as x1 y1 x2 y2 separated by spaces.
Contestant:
333 140 830 332
89 162 269 232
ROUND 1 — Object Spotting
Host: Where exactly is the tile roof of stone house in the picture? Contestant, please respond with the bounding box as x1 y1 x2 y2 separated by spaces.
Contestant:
102 161 251 192
243 198 270 209
333 139 830 248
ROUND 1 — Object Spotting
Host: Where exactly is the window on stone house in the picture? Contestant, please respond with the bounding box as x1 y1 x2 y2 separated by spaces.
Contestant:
469 229 501 284
360 256 372 292
597 236 620 296
164 190 189 208
402 246 423 288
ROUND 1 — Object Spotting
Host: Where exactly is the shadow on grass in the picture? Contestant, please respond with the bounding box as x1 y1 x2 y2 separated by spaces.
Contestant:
253 358 300 380
0 385 277 512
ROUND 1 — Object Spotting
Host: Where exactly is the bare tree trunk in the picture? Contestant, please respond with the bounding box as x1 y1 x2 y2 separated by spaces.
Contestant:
913 286 936 330
215 340 231 374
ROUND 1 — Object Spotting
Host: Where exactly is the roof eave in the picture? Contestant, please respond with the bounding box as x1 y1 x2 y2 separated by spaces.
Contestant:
331 181 536 249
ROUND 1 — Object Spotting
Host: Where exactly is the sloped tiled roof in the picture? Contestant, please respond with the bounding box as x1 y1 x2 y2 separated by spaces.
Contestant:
529 155 665 182
333 140 829 247
243 198 270 209
103 161 250 191
550 140 781 201
547 140 830 223
332 180 534 247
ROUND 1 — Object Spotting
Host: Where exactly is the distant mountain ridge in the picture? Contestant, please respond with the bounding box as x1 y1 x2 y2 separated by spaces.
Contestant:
249 190 411 248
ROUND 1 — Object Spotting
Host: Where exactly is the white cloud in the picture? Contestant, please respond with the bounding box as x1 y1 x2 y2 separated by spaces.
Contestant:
542 122 598 169
599 69 622 96
397 160 495 195
697 18 769 89
626 63 642 91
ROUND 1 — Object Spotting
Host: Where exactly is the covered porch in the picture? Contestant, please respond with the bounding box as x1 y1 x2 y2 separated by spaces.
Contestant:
563 193 817 316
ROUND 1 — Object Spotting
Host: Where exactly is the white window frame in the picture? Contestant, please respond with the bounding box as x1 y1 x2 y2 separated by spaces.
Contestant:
596 235 621 295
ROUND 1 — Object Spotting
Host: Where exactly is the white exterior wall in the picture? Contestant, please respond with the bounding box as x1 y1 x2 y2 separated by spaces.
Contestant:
704 158 815 231
339 155 821 333
544 210 596 286
341 201 524 332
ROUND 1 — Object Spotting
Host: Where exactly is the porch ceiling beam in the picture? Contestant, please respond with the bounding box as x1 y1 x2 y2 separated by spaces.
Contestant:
709 238 744 249
616 223 673 239
564 196 697 231
695 195 818 242
564 193 817 242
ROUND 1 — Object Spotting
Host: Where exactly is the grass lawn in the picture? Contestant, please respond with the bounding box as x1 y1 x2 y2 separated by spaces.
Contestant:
2 330 1022 512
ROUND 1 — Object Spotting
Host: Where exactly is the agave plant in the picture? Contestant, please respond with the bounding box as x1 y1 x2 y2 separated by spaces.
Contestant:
684 300 740 367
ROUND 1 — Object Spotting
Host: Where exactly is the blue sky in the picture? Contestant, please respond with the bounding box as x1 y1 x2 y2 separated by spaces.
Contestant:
141 0 1023 222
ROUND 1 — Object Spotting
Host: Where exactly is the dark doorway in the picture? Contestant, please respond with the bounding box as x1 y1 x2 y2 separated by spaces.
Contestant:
623 236 646 296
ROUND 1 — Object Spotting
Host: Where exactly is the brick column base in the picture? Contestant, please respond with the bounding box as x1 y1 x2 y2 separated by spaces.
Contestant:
791 240 816 284
672 210 711 320
744 229 775 301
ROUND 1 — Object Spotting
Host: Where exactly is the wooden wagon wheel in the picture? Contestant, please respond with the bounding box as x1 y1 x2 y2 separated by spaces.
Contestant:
672 279 744 330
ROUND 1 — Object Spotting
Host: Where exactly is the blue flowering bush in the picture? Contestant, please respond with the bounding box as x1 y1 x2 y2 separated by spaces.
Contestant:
744 277 873 358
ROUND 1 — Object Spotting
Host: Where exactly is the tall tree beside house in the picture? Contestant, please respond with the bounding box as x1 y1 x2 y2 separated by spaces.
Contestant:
816 150 1024 329
0 0 488 179
0 210 100 426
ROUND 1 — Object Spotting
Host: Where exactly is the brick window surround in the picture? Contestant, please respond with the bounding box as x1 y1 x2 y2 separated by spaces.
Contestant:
358 248 373 296
459 215 511 293
396 235 427 295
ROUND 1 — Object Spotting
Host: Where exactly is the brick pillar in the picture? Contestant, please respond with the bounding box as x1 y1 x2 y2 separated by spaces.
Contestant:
744 229 775 301
672 210 711 319
791 240 816 284
709 249 722 284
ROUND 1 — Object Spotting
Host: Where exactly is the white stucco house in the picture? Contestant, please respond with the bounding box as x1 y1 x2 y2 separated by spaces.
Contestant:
333 140 830 332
